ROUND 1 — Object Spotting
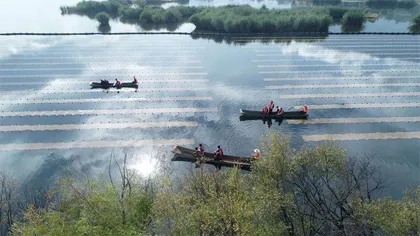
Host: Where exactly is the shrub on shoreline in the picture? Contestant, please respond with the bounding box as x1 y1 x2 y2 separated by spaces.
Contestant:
95 11 111 25
341 10 365 26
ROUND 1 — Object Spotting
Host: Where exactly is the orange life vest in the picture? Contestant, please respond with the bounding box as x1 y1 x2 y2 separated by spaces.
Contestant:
263 107 268 114
303 106 308 113
269 103 274 109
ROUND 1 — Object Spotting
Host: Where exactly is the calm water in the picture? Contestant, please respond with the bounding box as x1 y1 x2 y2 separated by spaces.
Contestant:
0 34 419 198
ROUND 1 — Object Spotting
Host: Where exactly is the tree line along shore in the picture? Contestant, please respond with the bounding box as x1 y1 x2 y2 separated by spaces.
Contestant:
60 0 420 33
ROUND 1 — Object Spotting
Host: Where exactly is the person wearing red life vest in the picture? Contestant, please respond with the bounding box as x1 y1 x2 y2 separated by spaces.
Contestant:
263 107 269 115
268 101 275 114
214 145 223 161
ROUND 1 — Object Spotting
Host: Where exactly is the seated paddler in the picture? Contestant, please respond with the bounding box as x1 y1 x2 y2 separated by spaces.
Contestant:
276 106 284 115
132 76 138 84
114 78 122 87
214 145 224 161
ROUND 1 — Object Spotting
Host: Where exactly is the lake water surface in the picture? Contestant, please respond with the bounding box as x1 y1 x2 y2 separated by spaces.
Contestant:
0 34 419 198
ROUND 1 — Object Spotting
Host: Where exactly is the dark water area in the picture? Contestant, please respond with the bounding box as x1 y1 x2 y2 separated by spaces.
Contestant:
0 34 419 199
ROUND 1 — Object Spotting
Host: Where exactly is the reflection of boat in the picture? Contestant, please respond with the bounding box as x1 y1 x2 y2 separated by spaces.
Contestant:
89 82 138 89
171 146 251 171
240 109 308 120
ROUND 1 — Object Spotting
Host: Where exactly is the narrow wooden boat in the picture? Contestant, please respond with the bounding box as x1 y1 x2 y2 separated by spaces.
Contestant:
172 146 252 171
240 109 308 120
89 82 138 89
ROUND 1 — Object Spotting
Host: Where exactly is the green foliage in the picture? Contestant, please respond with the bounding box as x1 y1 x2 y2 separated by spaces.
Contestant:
342 10 365 26
95 12 110 25
61 1 122 17
153 169 271 235
328 6 350 21
189 5 332 33
164 8 183 23
118 6 142 21
412 12 420 25
365 188 420 235
12 175 154 235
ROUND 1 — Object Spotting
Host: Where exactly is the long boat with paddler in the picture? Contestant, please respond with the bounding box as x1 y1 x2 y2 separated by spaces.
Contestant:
90 82 139 89
240 109 308 120
171 146 252 171
90 76 139 89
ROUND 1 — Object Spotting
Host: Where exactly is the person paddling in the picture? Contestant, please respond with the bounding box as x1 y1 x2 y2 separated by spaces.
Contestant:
268 101 275 114
114 78 122 87
132 76 138 84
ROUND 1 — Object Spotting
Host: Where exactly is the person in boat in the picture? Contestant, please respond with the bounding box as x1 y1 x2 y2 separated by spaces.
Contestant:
132 76 138 84
199 144 205 154
114 79 122 87
100 79 105 85
194 144 205 157
214 145 224 161
268 101 275 114
276 106 284 115
262 106 269 115
302 104 308 113
253 149 262 160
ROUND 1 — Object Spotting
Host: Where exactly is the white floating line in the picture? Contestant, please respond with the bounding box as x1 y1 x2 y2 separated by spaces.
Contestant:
246 44 420 49
0 79 208 86
11 51 196 55
302 131 420 142
293 102 420 110
257 53 420 57
251 45 420 49
233 38 420 41
0 138 195 151
0 66 204 71
0 96 212 105
279 92 420 99
0 121 198 132
259 69 420 74
257 63 420 68
0 72 208 78
5 56 197 60
264 76 420 81
252 58 420 62
288 116 420 125
255 49 420 53
0 61 202 65
0 88 206 95
265 83 420 89
0 107 217 117
11 46 206 50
